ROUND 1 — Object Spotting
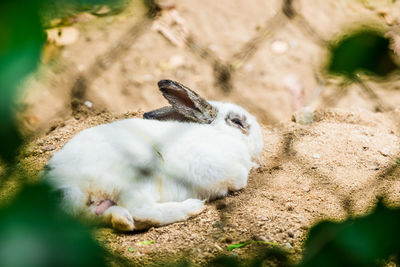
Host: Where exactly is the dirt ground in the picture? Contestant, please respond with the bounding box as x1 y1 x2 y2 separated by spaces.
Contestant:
18 107 400 266
7 0 400 265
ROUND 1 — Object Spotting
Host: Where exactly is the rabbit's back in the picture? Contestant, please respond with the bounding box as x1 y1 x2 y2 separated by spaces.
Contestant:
45 117 253 201
45 119 165 197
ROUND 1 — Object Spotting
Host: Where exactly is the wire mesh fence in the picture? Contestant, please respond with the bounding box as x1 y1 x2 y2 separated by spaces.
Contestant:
65 0 400 202
2 0 400 265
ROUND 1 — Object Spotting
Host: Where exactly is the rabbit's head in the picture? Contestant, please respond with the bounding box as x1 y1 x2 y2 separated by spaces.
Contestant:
144 80 263 159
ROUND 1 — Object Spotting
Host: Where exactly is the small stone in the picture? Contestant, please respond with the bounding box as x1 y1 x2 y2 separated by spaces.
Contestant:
292 106 314 125
271 40 289 54
77 64 85 71
313 153 320 159
288 230 294 238
213 221 223 229
283 242 293 250
84 100 93 108
169 55 185 68
257 236 269 242
208 44 217 52
244 64 253 72
214 243 223 251
43 145 56 152
143 74 153 82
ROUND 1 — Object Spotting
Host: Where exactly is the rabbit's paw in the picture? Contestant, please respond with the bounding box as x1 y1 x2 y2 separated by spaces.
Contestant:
182 198 205 216
104 206 135 231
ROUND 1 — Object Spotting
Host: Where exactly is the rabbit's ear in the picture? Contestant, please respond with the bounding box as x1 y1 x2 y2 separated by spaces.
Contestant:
157 80 217 124
143 106 191 122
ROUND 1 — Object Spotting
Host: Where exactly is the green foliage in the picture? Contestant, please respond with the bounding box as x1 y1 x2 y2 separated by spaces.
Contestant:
0 182 107 267
137 240 155 245
0 1 128 266
299 201 400 267
41 0 131 27
208 246 290 267
0 0 44 162
328 30 398 78
226 240 278 251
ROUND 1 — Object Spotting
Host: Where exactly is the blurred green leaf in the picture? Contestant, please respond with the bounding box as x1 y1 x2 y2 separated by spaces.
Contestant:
0 0 44 162
227 242 252 251
128 247 135 252
227 241 278 251
137 240 155 245
0 182 106 267
328 30 398 77
299 201 400 267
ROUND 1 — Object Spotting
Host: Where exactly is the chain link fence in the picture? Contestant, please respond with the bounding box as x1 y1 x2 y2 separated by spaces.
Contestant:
56 0 400 218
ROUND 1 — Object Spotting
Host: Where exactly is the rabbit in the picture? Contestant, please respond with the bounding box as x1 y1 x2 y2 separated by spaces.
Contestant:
44 79 263 231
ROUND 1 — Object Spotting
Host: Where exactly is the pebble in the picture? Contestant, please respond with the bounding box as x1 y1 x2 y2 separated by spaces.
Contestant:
43 145 56 152
208 44 217 52
283 242 293 250
213 221 223 229
245 64 253 72
288 230 295 238
77 64 86 71
257 236 269 242
143 74 153 82
169 55 185 68
271 40 289 54
214 243 223 251
84 101 93 108
292 106 314 125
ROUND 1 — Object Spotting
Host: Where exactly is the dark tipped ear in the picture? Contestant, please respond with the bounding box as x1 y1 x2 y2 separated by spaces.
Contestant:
143 106 191 122
157 80 217 124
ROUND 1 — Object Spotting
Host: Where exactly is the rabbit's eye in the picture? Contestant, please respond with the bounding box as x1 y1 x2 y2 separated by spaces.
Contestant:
231 118 244 128
226 113 250 135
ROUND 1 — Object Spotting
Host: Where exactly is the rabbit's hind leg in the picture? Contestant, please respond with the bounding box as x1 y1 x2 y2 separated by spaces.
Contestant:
102 205 135 231
127 198 205 229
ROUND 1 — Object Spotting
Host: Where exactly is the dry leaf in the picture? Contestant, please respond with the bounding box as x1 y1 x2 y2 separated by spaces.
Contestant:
46 27 80 46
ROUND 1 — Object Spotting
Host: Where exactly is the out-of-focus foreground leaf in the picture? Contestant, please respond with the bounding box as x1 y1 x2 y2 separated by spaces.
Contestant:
328 30 398 77
299 201 400 267
0 182 107 267
0 0 44 162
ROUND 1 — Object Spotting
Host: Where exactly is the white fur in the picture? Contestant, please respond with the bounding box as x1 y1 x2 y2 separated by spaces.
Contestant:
44 101 263 231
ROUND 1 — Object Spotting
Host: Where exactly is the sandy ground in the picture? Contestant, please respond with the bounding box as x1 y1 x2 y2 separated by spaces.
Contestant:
14 106 400 266
5 0 400 265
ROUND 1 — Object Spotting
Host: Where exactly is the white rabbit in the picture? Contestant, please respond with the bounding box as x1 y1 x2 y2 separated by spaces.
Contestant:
44 80 263 231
